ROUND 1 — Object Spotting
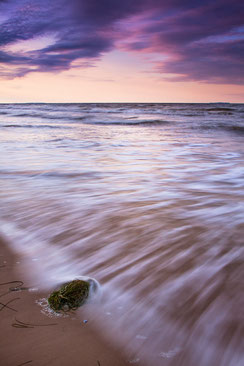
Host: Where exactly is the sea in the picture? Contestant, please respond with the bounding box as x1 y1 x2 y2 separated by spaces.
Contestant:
0 103 244 365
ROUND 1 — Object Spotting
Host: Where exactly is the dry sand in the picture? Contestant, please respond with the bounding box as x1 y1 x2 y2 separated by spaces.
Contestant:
0 235 130 366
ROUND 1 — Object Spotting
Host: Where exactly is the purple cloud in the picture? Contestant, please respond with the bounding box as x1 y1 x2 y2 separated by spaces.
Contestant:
0 0 243 84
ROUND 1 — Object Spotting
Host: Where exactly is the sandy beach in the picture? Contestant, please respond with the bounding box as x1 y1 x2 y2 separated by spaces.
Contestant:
0 102 243 366
0 235 130 366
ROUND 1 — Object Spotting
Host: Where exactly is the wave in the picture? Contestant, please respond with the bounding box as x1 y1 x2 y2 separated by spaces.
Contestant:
225 125 244 134
0 169 100 179
14 112 71 120
2 124 68 129
13 112 93 122
206 107 235 112
166 106 238 113
74 116 90 121
200 123 244 134
83 119 172 126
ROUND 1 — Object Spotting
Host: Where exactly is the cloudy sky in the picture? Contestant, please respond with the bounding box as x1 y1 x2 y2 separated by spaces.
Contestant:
0 0 243 102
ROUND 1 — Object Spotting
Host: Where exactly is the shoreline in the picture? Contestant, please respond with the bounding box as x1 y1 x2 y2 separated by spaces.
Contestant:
0 234 131 366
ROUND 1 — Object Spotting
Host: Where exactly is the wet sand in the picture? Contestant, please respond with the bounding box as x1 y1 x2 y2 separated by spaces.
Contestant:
0 235 129 366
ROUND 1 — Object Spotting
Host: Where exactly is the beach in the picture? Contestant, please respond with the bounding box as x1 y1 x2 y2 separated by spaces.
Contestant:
0 235 130 366
0 0 243 363
0 102 244 365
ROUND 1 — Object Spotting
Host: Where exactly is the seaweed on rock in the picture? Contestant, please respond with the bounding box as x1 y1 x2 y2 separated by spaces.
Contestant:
48 279 90 312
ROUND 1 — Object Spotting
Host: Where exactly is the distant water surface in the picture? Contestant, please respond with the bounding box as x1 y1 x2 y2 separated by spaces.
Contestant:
0 103 244 365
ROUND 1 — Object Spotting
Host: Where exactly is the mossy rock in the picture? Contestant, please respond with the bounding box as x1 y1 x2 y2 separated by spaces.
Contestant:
48 279 90 312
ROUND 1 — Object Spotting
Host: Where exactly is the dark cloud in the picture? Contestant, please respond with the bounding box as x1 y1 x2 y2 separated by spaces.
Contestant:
0 0 115 77
0 0 243 83
157 40 244 84
125 0 244 84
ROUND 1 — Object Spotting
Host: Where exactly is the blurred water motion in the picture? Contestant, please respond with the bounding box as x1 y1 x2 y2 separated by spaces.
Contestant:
0 103 244 365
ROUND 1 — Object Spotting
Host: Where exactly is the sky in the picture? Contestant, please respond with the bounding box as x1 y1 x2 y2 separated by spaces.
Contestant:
0 0 243 103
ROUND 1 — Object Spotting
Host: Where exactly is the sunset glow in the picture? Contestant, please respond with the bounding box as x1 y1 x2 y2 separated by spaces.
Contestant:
0 0 243 102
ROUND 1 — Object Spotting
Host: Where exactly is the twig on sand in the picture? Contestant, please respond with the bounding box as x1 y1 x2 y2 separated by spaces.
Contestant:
12 317 57 329
0 280 24 288
0 281 25 312
17 361 33 366
0 297 19 312
0 281 26 298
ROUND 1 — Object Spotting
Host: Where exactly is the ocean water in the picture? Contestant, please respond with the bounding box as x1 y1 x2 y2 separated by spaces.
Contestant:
0 103 244 365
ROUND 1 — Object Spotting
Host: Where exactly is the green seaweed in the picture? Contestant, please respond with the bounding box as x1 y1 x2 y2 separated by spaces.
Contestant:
48 279 90 312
